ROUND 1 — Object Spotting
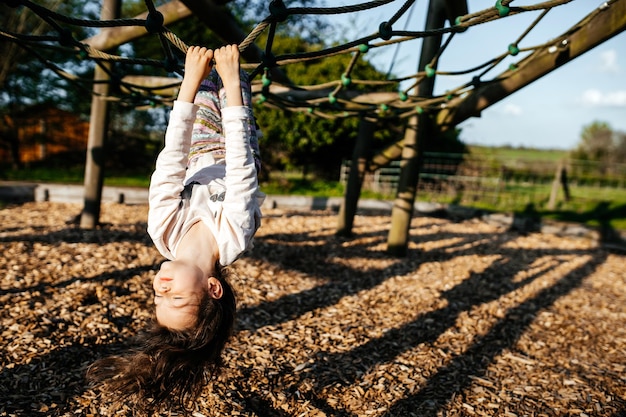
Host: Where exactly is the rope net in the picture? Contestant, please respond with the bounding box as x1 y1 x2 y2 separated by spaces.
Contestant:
0 0 617 120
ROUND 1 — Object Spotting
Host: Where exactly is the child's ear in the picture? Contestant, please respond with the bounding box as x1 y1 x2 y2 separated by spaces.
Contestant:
207 277 223 299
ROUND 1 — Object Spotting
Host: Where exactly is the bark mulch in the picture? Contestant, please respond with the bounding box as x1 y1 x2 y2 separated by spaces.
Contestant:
1 202 624 417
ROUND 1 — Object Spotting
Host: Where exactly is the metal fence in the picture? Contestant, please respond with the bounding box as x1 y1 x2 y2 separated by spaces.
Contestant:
340 153 626 209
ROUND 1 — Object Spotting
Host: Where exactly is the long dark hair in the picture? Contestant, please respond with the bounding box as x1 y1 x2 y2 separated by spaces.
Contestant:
87 264 236 415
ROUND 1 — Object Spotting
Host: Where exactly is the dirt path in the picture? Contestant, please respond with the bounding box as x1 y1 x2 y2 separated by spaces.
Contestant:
1 202 624 416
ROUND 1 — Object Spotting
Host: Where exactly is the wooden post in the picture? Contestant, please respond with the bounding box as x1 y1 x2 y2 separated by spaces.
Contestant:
561 163 570 202
336 116 375 236
80 0 120 228
387 115 421 256
386 0 451 256
548 159 570 209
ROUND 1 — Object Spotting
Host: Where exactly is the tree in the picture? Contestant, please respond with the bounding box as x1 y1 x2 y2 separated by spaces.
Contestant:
110 0 341 177
250 33 398 179
612 131 626 164
570 121 626 179
0 0 96 168
571 121 613 162
0 0 399 178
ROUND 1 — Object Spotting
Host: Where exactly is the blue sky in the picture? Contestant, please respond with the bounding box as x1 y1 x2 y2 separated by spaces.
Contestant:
326 0 626 150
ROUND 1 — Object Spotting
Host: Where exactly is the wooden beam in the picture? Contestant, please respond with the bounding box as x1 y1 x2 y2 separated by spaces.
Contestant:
121 75 180 97
82 1 192 51
437 0 626 129
370 0 626 167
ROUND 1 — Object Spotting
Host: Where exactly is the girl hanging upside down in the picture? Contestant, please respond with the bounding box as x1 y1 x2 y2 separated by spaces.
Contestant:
87 44 264 414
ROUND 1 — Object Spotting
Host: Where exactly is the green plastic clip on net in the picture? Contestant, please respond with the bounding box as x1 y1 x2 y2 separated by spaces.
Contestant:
262 74 272 87
425 64 436 78
495 0 510 17
454 16 467 32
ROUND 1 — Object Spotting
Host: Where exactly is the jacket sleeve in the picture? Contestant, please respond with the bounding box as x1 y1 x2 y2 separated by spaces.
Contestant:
216 106 262 264
147 101 198 256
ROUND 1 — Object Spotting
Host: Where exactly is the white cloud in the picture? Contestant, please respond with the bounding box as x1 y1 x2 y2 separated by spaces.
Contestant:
501 103 523 116
598 49 620 74
580 89 626 107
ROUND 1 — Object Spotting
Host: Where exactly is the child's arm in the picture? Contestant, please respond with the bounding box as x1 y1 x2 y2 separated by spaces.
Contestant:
212 45 262 264
213 45 243 107
179 46 213 103
147 46 214 258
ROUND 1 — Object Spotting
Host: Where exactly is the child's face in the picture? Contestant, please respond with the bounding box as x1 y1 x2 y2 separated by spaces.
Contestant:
153 260 206 330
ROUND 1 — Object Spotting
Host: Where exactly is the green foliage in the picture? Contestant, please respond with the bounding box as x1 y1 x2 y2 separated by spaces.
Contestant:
571 121 613 161
1 165 85 184
0 0 95 112
251 33 399 179
261 174 344 197
570 120 626 168
426 126 468 154
0 1 95 169
469 145 568 162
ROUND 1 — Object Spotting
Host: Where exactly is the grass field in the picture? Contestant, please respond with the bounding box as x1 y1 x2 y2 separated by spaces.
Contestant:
468 145 569 163
2 146 626 233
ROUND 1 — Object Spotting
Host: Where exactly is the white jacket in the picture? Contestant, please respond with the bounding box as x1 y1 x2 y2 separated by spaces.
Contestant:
147 101 263 265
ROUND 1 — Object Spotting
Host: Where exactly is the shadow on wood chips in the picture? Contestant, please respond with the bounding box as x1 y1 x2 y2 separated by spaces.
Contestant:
1 202 625 416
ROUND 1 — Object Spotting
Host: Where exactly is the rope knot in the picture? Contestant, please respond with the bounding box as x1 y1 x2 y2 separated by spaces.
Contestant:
145 10 164 34
58 29 74 47
261 53 277 69
379 21 393 41
269 0 288 22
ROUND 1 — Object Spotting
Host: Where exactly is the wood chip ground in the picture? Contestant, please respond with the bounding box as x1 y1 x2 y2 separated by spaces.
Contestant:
1 202 624 416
